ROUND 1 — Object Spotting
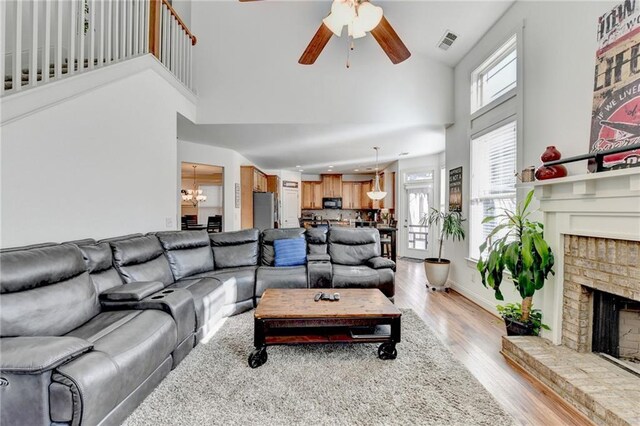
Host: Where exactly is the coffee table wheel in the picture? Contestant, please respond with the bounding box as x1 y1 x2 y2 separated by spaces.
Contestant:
378 342 397 360
248 346 267 368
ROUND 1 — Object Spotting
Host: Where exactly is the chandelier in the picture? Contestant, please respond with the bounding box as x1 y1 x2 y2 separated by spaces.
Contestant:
181 165 207 207
323 0 383 39
367 147 387 201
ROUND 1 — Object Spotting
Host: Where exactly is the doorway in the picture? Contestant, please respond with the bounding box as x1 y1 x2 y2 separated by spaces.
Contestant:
401 170 434 259
181 162 224 232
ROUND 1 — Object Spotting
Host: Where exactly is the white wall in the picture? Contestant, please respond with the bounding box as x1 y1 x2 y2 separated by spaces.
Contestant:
1 68 195 247
444 1 617 314
190 2 453 124
177 140 253 232
171 0 192 28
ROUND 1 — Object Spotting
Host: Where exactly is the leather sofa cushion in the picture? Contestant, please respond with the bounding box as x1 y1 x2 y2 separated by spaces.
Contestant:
0 244 86 293
110 236 174 286
1 271 100 337
110 235 164 267
187 266 257 305
78 243 112 273
261 228 306 266
88 268 123 294
65 309 176 401
0 242 57 253
100 281 164 301
156 231 214 281
1 336 93 373
210 229 259 246
305 228 328 244
209 229 259 269
256 265 308 298
332 265 394 298
170 278 225 330
328 228 380 266
367 256 396 270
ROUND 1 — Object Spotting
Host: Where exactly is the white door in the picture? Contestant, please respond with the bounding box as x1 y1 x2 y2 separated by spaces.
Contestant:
282 188 300 228
402 184 434 258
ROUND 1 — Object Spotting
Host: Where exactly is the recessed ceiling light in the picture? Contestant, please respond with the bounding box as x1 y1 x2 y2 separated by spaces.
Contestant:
354 169 360 172
399 152 409 156
299 169 304 172
328 165 333 168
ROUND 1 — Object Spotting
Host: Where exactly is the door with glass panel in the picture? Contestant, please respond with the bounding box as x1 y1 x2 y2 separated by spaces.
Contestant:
402 170 434 259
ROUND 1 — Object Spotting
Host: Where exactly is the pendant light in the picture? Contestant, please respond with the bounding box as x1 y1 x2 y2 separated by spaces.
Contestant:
181 165 207 207
367 147 387 201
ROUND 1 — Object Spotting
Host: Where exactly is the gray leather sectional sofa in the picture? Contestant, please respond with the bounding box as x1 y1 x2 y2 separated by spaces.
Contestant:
0 227 395 426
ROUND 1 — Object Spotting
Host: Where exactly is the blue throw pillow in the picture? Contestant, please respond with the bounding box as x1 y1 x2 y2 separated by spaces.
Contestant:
274 238 307 267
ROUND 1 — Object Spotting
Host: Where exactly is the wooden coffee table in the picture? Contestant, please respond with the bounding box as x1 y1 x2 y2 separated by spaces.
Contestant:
248 288 401 368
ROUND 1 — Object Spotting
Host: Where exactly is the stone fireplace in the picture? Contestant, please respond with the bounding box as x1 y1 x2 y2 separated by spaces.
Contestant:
501 168 640 426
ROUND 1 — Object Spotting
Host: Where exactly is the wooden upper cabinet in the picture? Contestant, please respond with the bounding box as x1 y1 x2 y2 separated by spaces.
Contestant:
253 169 267 192
342 183 353 209
361 181 372 209
321 175 342 198
302 181 323 209
352 183 362 209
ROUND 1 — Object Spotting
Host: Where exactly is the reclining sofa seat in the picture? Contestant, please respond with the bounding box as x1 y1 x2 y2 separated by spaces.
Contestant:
305 228 332 288
0 243 177 426
177 229 259 315
105 233 219 343
255 228 309 302
327 228 396 299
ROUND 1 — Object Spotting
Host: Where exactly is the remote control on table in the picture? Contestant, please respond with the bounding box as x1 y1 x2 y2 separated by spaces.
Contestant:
314 292 322 302
333 293 340 301
321 293 331 301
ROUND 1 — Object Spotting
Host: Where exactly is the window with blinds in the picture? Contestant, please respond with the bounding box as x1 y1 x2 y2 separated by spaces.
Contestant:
469 120 517 260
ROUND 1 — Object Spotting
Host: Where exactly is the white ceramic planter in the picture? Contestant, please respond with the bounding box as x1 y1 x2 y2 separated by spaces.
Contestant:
423 258 451 288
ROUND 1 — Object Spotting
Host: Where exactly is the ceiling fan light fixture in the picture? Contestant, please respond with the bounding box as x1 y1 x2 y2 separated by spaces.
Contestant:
348 22 367 39
356 2 383 32
323 13 345 37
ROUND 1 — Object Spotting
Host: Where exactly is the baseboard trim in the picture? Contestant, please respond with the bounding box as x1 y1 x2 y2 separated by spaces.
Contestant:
447 278 500 319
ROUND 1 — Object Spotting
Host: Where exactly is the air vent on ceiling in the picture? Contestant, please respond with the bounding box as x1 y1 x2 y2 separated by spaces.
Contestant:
438 31 458 51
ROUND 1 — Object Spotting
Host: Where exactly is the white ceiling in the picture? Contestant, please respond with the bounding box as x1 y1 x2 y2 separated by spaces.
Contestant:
178 118 446 173
182 0 515 172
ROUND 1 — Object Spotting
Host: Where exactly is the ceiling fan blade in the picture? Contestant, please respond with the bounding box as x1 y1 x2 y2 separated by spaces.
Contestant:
370 16 411 64
298 23 333 65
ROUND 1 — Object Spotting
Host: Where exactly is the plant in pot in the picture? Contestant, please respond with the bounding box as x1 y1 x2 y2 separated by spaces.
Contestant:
476 190 554 336
420 208 466 291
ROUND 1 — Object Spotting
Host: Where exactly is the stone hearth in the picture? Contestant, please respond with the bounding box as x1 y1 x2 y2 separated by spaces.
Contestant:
502 169 640 426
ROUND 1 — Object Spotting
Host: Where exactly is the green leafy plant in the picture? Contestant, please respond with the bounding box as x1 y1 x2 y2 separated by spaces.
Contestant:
476 190 555 323
496 303 549 336
419 208 466 262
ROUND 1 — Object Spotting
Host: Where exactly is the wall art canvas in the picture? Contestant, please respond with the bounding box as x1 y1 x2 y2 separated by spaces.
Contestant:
590 0 640 170
449 167 463 213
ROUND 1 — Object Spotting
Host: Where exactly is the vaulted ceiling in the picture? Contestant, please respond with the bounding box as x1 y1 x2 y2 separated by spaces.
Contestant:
179 0 515 172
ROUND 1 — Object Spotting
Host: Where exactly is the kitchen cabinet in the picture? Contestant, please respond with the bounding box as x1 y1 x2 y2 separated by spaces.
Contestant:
321 175 342 198
360 181 372 209
342 182 364 209
301 181 323 209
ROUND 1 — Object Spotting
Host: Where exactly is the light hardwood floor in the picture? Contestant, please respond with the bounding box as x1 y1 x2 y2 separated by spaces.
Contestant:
393 258 593 426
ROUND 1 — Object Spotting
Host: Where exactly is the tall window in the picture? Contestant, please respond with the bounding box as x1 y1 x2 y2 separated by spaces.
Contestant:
471 35 517 114
469 121 517 260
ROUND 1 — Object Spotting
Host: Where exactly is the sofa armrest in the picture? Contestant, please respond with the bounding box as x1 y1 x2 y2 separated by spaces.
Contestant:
101 288 195 346
307 253 331 263
367 256 396 271
100 281 165 301
1 336 93 374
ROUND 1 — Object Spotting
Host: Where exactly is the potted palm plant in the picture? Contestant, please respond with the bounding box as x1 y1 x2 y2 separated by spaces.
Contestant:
476 190 554 336
420 208 466 290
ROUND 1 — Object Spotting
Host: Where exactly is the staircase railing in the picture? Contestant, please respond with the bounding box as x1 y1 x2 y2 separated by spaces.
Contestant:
1 0 196 97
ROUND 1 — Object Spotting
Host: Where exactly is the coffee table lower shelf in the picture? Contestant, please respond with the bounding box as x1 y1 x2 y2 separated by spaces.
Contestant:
248 317 401 368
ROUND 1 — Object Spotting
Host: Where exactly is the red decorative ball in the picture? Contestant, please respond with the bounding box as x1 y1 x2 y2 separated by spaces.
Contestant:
540 146 562 162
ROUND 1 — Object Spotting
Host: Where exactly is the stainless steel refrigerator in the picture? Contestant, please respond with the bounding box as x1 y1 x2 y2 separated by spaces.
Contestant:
253 192 275 231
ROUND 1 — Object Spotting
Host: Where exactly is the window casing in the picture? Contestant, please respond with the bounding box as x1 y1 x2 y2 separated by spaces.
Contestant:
471 35 517 114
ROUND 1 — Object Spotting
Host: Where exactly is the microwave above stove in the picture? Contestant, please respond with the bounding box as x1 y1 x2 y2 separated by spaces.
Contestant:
323 198 342 209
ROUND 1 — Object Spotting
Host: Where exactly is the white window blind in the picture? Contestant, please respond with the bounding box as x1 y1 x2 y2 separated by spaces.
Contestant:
469 120 517 260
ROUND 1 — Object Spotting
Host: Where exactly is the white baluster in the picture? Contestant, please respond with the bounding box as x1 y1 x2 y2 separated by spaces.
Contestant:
79 0 85 72
43 0 51 83
127 0 132 57
114 0 119 61
133 0 139 55
171 17 176 73
142 0 148 53
29 0 39 88
187 36 191 89
161 5 167 66
106 0 112 63
14 0 22 92
98 0 104 67
138 0 143 54
88 0 95 69
121 0 126 59
0 0 5 94
56 0 64 78
69 0 76 75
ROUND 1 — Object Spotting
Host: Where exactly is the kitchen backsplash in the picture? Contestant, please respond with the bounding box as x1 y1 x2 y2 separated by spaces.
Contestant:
301 209 361 220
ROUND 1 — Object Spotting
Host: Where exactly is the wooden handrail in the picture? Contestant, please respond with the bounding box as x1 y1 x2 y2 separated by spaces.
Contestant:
161 0 197 46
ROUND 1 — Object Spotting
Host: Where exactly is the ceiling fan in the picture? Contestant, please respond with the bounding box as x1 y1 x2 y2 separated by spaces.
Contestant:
239 0 411 65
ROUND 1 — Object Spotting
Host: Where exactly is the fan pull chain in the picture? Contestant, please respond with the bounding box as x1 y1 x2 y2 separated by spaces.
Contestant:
346 36 354 69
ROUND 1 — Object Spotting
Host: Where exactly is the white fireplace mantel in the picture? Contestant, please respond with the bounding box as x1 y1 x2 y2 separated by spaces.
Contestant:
526 168 640 344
